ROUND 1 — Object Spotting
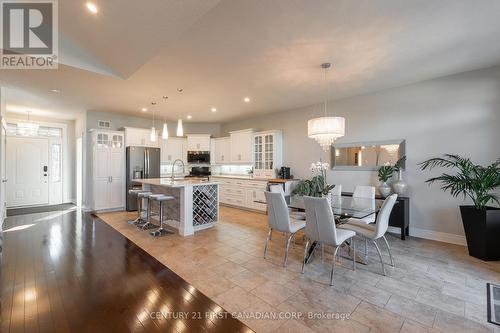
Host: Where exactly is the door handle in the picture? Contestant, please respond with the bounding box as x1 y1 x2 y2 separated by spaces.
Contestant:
110 176 113 182
144 150 147 178
2 179 7 183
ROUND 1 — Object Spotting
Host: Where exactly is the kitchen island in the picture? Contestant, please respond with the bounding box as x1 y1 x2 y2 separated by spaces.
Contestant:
134 178 219 236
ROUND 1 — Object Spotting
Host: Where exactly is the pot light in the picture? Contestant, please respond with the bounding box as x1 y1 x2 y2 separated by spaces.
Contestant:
50 89 60 93
187 115 192 119
86 2 98 14
244 97 250 103
141 107 147 112
211 108 217 112
176 119 183 136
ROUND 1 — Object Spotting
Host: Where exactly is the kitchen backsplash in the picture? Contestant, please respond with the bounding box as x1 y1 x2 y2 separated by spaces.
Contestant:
212 165 253 175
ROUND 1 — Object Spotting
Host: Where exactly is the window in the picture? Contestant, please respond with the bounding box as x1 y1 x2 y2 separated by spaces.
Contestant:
51 144 62 182
6 123 63 137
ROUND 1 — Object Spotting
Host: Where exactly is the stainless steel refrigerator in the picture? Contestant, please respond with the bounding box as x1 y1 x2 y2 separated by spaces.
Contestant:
126 146 160 211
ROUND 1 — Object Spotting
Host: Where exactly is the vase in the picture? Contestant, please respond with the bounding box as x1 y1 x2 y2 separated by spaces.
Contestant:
378 182 392 197
392 170 408 196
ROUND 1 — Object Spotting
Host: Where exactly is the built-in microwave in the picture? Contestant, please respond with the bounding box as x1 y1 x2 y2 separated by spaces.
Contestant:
187 151 210 164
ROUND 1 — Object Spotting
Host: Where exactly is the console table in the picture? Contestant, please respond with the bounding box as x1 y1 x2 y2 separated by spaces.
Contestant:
342 192 410 240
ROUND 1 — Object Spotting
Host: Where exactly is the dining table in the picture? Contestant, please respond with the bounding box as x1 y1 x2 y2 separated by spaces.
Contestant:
257 194 384 265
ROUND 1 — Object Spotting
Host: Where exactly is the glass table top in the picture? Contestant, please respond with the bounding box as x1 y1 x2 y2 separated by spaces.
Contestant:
256 195 384 219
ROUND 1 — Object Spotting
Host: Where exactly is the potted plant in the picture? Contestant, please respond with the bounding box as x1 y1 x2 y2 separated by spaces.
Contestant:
292 161 336 201
419 154 500 261
377 164 393 197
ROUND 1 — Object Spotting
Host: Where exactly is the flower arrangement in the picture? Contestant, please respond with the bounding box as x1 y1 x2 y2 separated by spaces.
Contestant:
292 160 336 197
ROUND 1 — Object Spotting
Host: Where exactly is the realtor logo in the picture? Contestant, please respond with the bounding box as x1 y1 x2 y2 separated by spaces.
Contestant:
1 0 58 69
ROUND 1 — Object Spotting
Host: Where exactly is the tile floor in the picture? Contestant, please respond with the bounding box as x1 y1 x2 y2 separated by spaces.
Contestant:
98 206 500 333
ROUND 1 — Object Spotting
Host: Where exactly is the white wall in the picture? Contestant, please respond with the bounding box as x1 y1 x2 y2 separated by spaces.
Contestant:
222 65 500 244
86 110 222 136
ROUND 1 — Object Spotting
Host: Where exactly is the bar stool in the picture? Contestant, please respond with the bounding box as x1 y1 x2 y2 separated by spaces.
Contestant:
128 189 149 225
150 195 175 237
137 192 157 230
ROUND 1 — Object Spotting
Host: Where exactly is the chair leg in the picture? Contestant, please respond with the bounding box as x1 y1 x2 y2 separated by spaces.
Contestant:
321 244 324 260
382 235 395 267
372 240 386 276
301 239 310 274
330 246 340 286
352 237 356 271
364 238 368 259
264 228 272 259
283 233 294 267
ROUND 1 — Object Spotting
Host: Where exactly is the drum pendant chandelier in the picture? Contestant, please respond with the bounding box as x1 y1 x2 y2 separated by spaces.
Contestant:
308 63 345 151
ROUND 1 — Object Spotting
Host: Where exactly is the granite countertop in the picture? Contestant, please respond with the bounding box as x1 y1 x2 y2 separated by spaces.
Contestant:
210 175 299 182
133 178 219 187
210 175 268 181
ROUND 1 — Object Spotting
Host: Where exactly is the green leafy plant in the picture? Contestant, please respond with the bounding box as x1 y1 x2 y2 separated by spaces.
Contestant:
419 154 500 209
377 156 406 182
292 160 336 197
378 165 394 182
394 156 407 172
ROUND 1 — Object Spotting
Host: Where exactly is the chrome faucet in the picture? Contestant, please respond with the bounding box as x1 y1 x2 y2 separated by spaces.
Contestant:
171 159 185 180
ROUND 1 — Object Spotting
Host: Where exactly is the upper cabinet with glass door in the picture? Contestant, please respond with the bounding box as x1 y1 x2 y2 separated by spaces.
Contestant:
253 130 282 178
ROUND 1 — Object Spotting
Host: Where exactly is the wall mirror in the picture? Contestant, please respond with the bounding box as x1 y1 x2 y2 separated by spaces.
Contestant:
331 139 406 171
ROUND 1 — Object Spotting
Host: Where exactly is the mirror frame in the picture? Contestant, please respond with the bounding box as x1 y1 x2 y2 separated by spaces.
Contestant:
331 139 406 171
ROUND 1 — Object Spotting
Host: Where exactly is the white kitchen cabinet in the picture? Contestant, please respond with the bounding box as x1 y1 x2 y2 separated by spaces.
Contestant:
91 130 125 211
213 137 230 164
123 127 158 147
211 176 267 212
229 129 254 163
160 137 186 164
187 134 211 151
253 130 283 178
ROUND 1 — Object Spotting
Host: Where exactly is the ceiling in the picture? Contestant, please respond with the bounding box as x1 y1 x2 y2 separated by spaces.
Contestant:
2 0 500 122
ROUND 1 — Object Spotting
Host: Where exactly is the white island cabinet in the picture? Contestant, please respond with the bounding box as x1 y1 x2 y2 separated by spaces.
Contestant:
134 178 219 236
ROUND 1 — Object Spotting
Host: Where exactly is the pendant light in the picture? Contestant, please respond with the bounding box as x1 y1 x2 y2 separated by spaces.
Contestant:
176 119 183 137
18 110 39 136
307 63 345 151
162 123 169 140
150 102 157 142
161 96 169 140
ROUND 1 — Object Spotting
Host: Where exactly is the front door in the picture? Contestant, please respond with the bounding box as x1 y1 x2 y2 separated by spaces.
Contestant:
6 137 49 207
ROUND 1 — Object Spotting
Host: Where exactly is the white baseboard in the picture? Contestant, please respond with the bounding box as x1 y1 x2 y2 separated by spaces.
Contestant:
387 226 467 246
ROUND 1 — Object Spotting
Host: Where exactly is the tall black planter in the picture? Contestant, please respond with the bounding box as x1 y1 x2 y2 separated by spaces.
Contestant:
460 206 500 261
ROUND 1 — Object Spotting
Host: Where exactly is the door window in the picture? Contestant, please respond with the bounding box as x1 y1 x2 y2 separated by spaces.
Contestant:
51 144 62 182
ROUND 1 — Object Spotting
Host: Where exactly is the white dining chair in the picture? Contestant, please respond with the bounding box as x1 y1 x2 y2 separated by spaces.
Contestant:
301 196 356 286
352 185 376 224
264 191 306 267
338 194 397 276
331 184 342 197
269 184 306 220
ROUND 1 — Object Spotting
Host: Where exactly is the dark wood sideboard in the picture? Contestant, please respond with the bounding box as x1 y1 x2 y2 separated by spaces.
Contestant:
342 192 410 240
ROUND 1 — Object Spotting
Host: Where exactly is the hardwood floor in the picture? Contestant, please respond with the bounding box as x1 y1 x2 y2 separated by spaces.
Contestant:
0 209 253 333
97 206 500 333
